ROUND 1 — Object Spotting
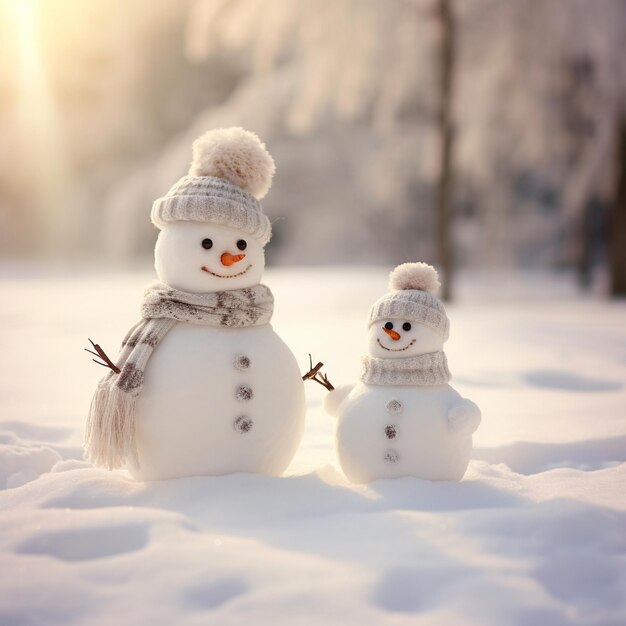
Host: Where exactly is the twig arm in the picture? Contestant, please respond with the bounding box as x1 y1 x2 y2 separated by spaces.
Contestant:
85 338 121 374
302 354 335 391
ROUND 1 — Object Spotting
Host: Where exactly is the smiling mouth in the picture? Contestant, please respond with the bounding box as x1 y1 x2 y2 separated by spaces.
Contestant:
377 337 416 352
201 264 252 278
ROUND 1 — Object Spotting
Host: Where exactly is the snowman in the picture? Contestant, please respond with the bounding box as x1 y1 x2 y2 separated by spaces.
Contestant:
86 127 305 480
323 262 480 483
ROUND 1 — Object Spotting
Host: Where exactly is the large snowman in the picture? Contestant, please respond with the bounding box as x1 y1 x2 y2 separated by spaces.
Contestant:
324 262 480 483
86 127 305 481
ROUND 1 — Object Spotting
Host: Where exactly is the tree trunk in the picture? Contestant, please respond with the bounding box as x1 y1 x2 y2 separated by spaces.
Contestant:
435 0 456 301
608 119 626 296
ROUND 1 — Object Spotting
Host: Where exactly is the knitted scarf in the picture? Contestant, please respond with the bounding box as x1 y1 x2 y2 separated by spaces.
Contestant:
86 282 274 469
361 352 451 386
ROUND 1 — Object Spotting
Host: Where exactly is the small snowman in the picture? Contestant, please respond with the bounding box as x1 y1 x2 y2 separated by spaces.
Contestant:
86 127 305 480
323 262 480 483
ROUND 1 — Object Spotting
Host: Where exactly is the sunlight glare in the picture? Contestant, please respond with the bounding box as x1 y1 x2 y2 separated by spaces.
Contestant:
6 0 71 247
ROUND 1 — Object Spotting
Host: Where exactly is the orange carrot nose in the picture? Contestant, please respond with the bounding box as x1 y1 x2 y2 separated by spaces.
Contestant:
221 252 246 266
383 327 401 341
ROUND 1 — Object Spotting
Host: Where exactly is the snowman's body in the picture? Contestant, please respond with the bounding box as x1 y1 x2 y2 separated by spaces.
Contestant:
130 323 304 481
123 213 308 481
333 382 472 484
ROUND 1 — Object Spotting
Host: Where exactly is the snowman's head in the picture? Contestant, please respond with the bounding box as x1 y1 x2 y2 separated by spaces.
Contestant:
367 262 450 359
367 319 443 359
155 222 265 292
150 127 275 293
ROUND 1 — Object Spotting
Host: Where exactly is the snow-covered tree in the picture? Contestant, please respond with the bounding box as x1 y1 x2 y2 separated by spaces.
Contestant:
182 0 626 277
1 0 624 291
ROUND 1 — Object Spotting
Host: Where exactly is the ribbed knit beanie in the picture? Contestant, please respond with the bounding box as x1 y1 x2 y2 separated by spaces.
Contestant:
151 127 275 245
369 262 450 340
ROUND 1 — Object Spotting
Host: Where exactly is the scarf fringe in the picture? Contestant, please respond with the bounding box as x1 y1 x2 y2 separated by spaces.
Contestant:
85 379 138 470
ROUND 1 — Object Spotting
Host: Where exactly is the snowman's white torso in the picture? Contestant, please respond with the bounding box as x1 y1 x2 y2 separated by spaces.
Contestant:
335 382 472 483
131 322 305 481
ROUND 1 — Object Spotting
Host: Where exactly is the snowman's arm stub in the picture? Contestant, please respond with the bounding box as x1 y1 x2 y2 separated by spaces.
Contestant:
323 384 354 417
447 398 481 433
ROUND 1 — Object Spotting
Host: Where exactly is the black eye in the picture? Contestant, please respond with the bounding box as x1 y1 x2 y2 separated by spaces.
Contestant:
236 239 247 251
201 238 213 250
402 322 412 331
384 322 394 330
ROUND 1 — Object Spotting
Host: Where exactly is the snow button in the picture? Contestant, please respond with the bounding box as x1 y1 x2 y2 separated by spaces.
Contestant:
384 448 400 464
236 384 254 401
234 354 251 371
384 424 398 439
234 415 253 433
386 399 403 416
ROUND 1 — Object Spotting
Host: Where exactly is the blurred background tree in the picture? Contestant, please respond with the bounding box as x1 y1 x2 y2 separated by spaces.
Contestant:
434 0 455 300
0 0 624 295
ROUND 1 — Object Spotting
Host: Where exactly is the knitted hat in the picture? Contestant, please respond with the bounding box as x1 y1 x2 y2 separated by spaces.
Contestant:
151 127 275 245
368 262 450 340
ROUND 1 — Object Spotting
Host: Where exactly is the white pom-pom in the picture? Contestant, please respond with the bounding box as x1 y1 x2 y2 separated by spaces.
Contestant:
389 262 441 294
189 127 276 199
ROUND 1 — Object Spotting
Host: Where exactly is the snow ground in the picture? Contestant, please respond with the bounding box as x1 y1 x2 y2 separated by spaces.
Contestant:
1 265 625 626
